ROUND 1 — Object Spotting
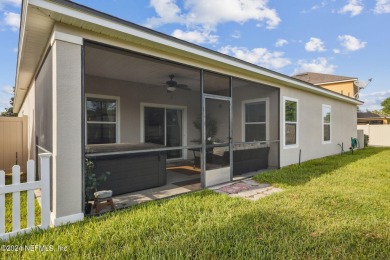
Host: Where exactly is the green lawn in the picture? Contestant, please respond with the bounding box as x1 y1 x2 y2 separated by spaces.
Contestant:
1 147 390 259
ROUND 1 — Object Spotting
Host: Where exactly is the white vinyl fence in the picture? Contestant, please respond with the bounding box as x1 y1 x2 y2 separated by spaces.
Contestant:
357 125 390 147
0 153 51 241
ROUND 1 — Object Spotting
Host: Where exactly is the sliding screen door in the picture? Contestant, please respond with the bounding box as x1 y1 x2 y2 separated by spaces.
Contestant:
203 97 231 187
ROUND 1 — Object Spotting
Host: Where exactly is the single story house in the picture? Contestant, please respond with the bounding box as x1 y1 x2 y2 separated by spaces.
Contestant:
357 112 388 125
14 0 362 225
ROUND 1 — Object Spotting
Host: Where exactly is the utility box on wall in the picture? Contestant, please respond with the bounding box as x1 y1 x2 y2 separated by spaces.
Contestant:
357 129 364 148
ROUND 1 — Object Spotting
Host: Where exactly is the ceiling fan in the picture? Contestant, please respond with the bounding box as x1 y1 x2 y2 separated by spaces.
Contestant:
165 74 191 92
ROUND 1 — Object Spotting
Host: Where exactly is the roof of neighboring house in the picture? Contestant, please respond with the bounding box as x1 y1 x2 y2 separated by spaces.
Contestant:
293 72 357 85
13 0 363 112
357 112 386 119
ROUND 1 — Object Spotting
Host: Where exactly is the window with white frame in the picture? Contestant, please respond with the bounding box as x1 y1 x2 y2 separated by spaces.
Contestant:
86 96 118 144
142 104 185 159
244 99 267 142
322 105 331 143
284 97 298 147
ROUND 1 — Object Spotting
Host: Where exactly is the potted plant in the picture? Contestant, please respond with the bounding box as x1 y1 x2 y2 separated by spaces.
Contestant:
84 159 110 214
192 113 218 144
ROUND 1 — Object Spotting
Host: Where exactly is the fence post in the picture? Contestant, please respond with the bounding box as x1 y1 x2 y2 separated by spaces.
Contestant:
0 171 4 234
27 160 35 228
12 165 21 232
39 153 52 229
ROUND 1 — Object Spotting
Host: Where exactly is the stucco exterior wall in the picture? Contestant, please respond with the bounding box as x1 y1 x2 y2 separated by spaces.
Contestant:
279 87 357 167
18 82 36 160
51 39 83 224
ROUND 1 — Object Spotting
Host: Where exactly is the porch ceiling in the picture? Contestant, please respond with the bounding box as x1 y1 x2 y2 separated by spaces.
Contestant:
85 44 254 91
85 44 200 91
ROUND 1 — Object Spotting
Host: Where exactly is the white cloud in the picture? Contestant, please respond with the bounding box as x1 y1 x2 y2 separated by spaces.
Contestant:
339 0 363 16
301 1 329 14
333 48 341 54
305 37 326 52
0 98 10 112
338 35 366 51
3 11 20 31
293 57 336 74
0 0 21 10
146 0 184 27
0 85 13 112
2 85 14 95
359 90 390 98
172 29 218 44
359 90 390 111
147 0 281 30
231 31 241 39
275 39 288 47
374 0 390 14
219 45 291 70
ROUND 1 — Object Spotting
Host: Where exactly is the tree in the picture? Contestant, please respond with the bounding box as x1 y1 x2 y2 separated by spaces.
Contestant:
381 97 390 115
1 87 17 117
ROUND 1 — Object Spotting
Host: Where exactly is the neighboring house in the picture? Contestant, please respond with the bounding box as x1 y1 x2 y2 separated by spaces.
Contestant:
14 0 362 226
357 112 389 125
293 72 359 98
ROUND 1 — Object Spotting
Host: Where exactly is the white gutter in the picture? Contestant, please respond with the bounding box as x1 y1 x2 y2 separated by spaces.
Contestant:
314 79 357 86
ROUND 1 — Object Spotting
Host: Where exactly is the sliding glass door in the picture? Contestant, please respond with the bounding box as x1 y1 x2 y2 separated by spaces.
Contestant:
144 106 183 159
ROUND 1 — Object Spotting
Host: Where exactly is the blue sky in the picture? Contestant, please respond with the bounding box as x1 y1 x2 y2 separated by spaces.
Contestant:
1 0 390 112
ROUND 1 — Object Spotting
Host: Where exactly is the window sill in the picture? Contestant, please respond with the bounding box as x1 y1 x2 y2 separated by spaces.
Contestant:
283 144 299 149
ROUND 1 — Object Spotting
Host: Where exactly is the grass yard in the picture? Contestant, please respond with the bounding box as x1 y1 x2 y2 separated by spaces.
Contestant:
1 147 389 259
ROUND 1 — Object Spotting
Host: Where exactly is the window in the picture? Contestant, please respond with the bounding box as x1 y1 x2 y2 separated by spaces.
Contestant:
142 104 185 159
86 95 119 144
322 105 331 143
243 99 268 142
284 97 298 147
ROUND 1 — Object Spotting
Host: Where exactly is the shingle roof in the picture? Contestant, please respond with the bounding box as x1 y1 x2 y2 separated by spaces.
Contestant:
357 112 385 118
293 72 357 85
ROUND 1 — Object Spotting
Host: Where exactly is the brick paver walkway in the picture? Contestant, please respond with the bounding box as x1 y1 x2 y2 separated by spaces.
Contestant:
211 179 283 201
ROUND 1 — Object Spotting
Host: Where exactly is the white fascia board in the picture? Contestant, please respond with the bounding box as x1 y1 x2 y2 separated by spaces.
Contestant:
314 79 358 86
14 0 29 111
29 0 362 106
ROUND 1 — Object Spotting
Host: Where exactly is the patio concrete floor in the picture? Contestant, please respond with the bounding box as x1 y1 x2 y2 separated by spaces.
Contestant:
90 167 276 215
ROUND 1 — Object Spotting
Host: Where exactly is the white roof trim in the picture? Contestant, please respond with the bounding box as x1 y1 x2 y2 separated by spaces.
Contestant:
314 79 358 86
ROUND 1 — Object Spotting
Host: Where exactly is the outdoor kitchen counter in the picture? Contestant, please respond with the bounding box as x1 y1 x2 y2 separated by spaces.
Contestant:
85 143 167 196
85 143 166 154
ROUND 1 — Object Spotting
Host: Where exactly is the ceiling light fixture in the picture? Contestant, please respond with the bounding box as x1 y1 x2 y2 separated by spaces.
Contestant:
167 86 176 92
